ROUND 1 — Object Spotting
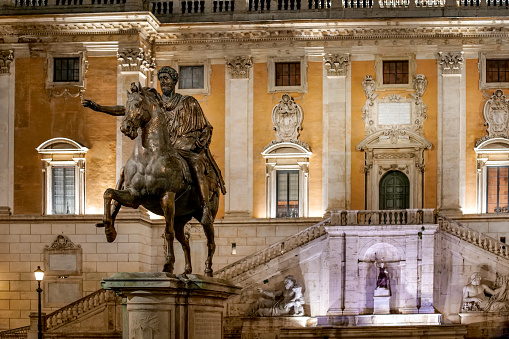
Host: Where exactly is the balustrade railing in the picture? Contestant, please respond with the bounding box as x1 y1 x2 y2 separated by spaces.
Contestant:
0 326 29 339
215 218 329 281
437 215 509 260
45 289 119 331
329 209 434 226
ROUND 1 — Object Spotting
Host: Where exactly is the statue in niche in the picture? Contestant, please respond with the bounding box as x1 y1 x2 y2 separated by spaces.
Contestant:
483 89 509 138
374 258 390 290
462 272 509 312
247 275 305 317
272 93 303 143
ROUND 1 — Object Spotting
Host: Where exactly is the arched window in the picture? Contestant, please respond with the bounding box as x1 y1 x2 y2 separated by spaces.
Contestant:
379 171 410 210
36 138 88 215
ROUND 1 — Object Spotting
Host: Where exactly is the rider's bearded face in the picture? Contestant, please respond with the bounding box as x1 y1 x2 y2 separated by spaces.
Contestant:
159 73 176 97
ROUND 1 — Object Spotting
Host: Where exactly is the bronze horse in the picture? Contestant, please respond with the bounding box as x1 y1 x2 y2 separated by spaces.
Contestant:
99 84 219 276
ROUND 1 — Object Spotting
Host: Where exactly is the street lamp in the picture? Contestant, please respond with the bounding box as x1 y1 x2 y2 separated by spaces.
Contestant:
34 266 44 339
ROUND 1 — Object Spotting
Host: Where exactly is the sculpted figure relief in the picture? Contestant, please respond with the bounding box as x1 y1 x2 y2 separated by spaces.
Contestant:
462 272 509 312
375 260 390 290
82 66 225 276
248 275 305 317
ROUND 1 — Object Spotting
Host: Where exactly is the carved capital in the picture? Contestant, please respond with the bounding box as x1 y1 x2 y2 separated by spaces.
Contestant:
0 50 14 74
118 47 156 73
226 56 253 79
438 52 464 75
324 54 349 77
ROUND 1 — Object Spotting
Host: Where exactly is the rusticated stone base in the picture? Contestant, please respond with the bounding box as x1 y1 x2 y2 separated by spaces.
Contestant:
101 272 241 339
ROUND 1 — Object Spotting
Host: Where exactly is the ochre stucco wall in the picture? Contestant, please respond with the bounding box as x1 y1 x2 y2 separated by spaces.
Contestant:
350 60 373 210
252 62 323 218
418 59 438 209
14 57 118 215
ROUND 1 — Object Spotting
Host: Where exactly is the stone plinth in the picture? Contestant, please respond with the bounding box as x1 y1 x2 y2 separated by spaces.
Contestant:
240 317 315 339
317 314 441 327
101 272 241 339
373 287 391 314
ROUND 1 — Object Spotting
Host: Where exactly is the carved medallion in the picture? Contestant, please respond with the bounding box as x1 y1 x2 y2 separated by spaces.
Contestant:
477 90 509 145
272 93 303 143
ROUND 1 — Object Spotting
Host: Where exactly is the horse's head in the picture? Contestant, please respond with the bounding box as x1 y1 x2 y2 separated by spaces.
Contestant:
122 83 158 140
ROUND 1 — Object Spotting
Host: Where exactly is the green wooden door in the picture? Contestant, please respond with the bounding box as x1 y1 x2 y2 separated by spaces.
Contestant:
379 171 410 210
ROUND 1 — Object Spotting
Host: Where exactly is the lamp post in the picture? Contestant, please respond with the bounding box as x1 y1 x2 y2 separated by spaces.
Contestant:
34 266 44 339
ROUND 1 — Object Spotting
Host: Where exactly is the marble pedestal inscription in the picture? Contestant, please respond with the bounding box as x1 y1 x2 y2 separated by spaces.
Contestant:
102 272 241 339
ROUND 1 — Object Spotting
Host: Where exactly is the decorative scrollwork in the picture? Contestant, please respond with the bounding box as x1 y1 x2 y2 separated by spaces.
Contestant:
46 234 81 250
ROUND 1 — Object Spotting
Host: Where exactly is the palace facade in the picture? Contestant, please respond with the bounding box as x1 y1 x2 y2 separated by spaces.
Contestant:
1 1 509 337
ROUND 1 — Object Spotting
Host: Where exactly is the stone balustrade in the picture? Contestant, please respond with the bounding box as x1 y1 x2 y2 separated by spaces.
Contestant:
214 218 329 281
330 208 435 226
2 0 509 21
44 289 119 331
437 215 509 259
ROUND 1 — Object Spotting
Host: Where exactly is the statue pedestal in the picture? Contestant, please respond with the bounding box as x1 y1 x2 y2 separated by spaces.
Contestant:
373 288 391 315
101 272 241 339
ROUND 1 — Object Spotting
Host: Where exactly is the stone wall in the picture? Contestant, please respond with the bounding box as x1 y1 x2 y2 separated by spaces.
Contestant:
0 212 319 330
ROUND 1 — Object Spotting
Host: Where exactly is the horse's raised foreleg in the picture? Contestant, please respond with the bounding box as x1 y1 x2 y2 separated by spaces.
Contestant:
97 167 124 230
174 215 193 275
161 191 176 273
102 188 140 243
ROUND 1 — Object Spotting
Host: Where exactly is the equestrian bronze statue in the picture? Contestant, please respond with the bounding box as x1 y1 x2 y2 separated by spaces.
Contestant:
82 66 226 277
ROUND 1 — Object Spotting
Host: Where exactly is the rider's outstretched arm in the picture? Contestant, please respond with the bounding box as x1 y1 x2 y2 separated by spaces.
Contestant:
82 99 125 116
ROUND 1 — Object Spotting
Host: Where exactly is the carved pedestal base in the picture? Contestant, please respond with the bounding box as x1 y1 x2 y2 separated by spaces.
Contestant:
101 272 241 339
374 288 391 315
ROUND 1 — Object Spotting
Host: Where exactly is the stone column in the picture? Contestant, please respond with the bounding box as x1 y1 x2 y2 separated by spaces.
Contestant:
419 225 437 313
322 54 351 215
342 231 360 315
402 233 419 313
116 47 155 180
437 52 465 215
0 50 14 215
324 226 345 315
224 56 253 218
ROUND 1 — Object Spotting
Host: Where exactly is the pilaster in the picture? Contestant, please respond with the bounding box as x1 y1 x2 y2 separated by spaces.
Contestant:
342 232 360 315
437 52 465 215
419 229 436 313
0 50 14 215
224 56 253 218
323 54 351 215
324 230 345 315
402 234 419 313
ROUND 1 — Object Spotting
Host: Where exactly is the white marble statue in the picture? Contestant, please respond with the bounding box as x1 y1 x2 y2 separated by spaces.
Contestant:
462 272 509 312
248 275 305 317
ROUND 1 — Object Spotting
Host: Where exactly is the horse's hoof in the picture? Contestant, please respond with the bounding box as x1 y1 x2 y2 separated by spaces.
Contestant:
105 227 117 243
204 269 213 277
183 267 192 275
96 223 105 228
163 263 174 273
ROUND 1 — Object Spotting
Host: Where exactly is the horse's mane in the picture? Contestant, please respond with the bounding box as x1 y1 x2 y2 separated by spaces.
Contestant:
141 87 164 112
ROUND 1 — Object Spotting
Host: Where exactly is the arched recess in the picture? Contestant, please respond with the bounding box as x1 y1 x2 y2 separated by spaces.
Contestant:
474 137 509 214
261 142 312 218
36 138 88 215
357 130 431 210
379 171 410 210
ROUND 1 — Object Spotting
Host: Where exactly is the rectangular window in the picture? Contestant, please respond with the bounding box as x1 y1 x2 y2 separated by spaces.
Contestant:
179 65 204 89
276 170 299 218
52 166 75 215
486 59 509 83
53 57 80 82
487 166 509 213
275 62 301 87
383 60 409 85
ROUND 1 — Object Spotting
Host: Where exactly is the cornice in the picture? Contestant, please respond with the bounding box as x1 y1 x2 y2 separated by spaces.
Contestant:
1 15 509 45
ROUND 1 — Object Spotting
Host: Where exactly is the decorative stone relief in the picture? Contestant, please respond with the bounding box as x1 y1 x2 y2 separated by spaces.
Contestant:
476 89 509 146
44 234 82 276
438 52 464 75
0 50 13 74
266 93 309 150
117 47 156 73
324 54 349 77
462 272 509 312
226 56 253 79
361 74 428 136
